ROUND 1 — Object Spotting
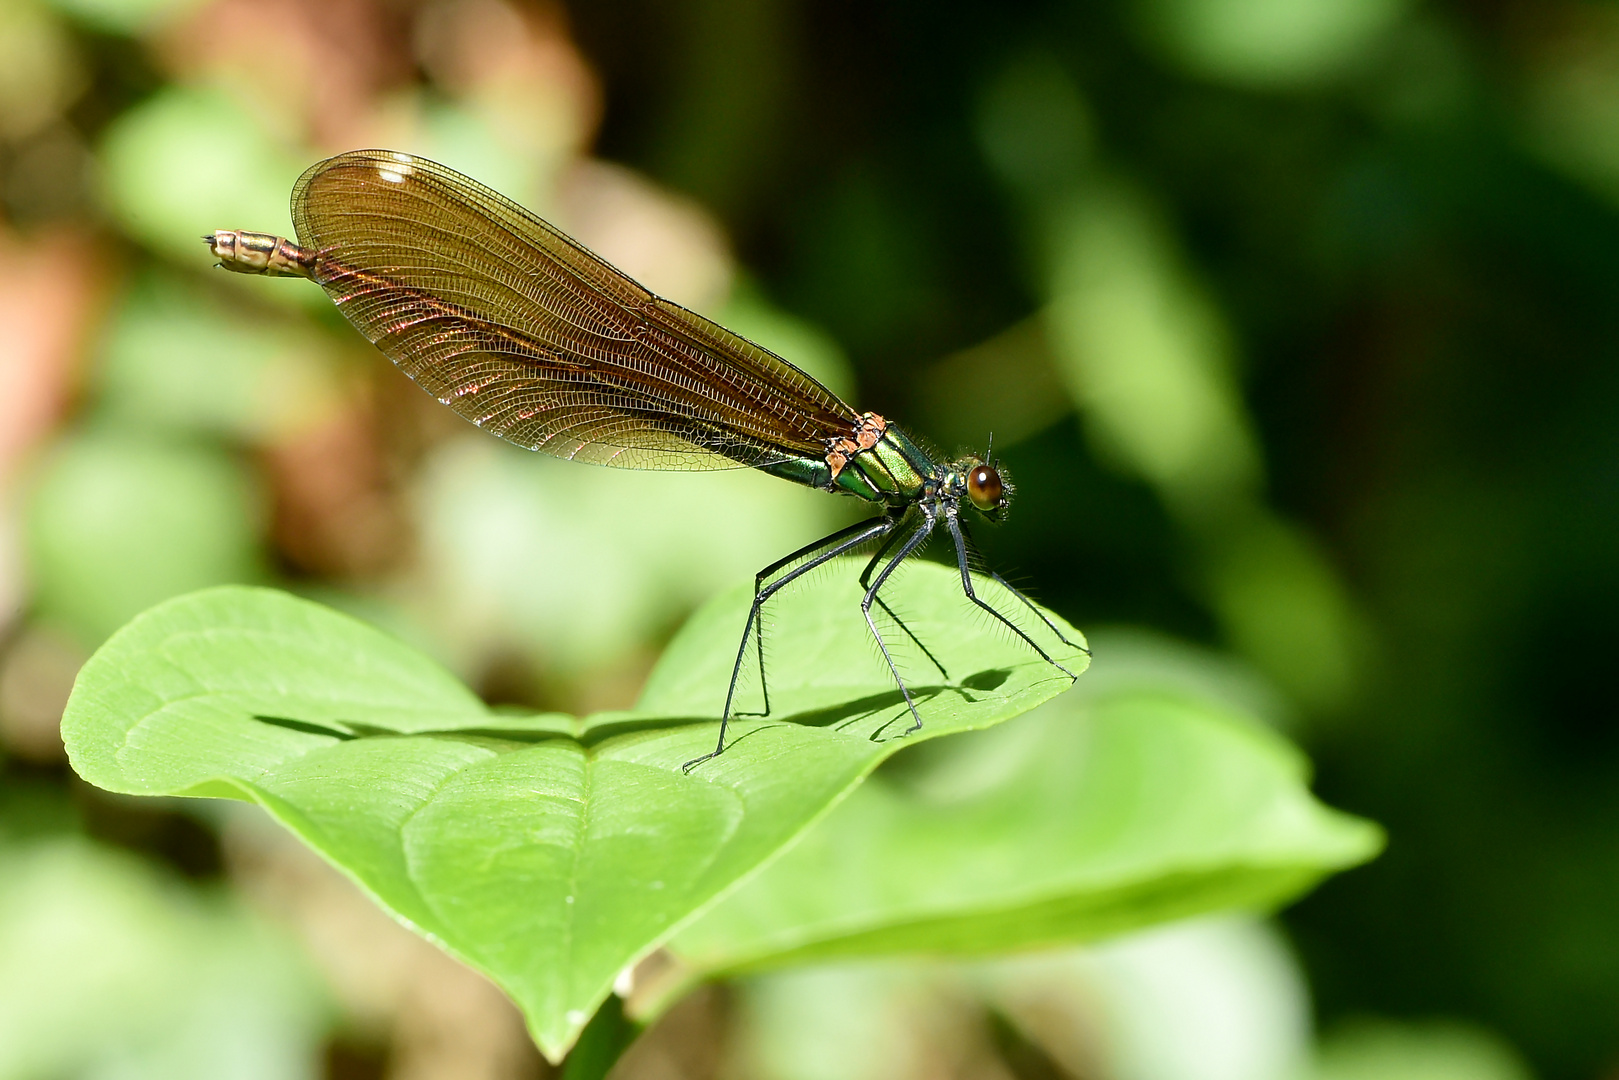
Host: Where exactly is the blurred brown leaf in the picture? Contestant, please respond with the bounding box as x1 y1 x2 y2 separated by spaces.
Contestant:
0 228 104 478
159 0 413 146
262 389 408 579
0 623 85 762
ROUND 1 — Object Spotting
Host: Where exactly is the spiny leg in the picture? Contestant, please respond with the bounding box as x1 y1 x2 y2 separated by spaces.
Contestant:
988 570 1089 655
858 511 950 681
725 516 895 732
952 514 1089 657
945 509 1078 681
683 516 896 773
861 513 939 737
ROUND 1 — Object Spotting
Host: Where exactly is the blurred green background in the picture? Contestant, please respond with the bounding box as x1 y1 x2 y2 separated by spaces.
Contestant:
0 0 1613 1077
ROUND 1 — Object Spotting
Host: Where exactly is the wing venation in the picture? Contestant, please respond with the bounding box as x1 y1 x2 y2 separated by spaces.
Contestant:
289 149 857 472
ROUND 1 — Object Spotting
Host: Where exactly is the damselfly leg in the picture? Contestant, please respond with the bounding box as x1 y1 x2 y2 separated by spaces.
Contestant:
858 510 952 683
860 509 940 736
989 569 1090 655
945 511 1082 680
684 516 898 773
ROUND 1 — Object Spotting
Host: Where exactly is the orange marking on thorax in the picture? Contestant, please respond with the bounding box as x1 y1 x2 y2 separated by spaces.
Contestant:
825 411 888 479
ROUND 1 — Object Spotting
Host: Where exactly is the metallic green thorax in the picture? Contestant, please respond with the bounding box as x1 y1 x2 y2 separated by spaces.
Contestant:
753 424 936 504
836 424 934 504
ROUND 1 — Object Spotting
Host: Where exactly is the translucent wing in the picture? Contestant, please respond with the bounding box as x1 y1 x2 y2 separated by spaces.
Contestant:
290 150 858 471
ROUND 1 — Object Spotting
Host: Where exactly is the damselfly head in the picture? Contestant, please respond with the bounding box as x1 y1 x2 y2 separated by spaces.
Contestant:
956 456 1011 516
967 463 1004 510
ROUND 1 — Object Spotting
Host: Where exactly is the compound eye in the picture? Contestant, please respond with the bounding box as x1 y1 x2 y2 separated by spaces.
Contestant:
967 464 1003 511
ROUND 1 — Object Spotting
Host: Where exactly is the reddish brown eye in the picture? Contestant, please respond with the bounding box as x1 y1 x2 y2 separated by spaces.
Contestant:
967 464 1003 510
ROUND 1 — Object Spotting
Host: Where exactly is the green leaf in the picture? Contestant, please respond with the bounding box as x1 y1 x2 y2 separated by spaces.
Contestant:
62 561 1086 1061
662 677 1381 989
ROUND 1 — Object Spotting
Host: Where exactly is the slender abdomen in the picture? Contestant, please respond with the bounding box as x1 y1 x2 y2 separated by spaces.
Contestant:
206 230 315 278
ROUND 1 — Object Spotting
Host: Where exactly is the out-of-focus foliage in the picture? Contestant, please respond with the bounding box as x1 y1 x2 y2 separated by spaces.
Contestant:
1315 1019 1536 1080
101 87 306 267
723 917 1311 1080
0 0 1614 1074
94 273 343 439
1132 0 1410 88
982 917 1313 1080
26 431 262 642
0 838 325 1080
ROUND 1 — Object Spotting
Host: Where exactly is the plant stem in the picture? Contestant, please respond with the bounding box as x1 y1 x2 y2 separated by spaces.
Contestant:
560 996 638 1080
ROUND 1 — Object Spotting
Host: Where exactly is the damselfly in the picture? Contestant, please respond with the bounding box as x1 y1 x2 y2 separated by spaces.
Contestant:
208 150 1083 770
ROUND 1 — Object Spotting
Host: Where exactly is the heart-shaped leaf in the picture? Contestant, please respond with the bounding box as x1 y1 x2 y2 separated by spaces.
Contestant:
62 560 1086 1061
